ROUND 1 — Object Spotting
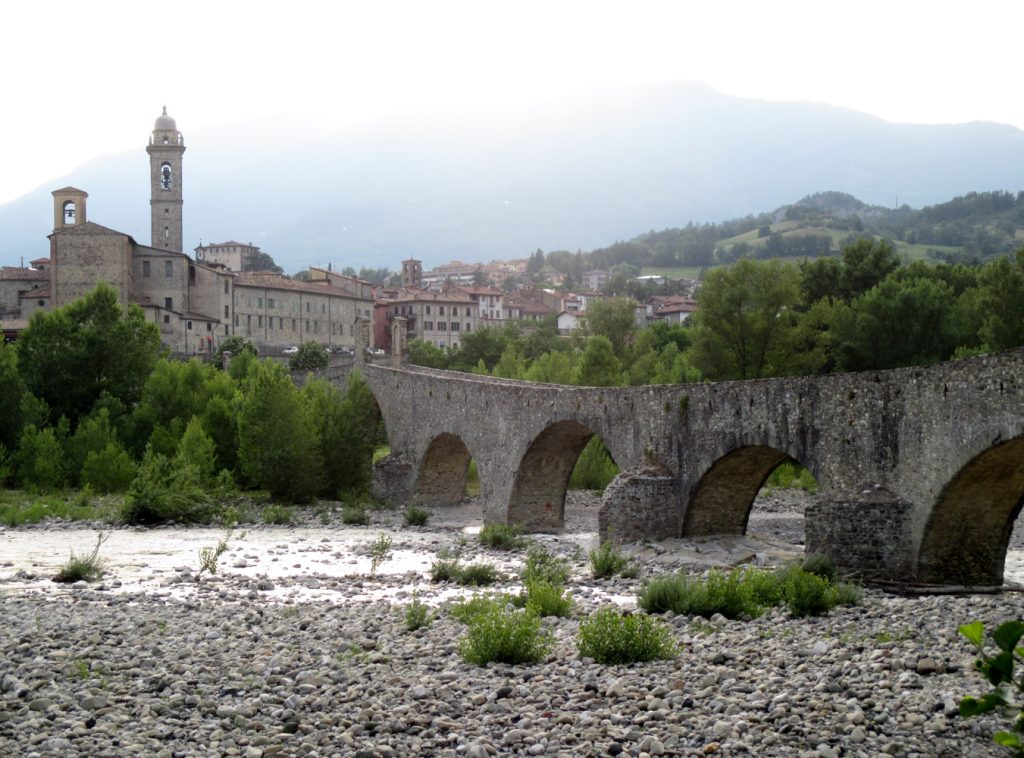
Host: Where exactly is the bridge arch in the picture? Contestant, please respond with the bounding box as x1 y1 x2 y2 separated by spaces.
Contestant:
682 445 818 537
508 419 617 532
915 435 1024 586
414 432 475 506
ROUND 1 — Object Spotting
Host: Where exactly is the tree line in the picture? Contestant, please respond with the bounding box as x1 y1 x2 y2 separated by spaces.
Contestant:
0 285 381 515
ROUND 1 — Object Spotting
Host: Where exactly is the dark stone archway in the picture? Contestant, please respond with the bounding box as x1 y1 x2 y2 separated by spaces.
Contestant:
682 445 793 536
916 437 1024 586
508 420 609 532
415 432 472 506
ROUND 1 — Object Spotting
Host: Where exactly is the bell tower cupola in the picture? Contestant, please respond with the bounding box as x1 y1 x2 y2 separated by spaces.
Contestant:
52 186 88 231
146 106 186 252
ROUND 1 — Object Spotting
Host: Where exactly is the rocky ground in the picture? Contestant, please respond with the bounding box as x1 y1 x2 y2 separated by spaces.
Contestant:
1 490 1022 757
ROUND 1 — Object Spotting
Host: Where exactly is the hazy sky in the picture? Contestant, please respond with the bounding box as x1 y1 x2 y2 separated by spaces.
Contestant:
3 0 1021 205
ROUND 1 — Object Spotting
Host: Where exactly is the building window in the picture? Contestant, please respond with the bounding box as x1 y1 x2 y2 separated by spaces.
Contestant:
234 315 239 326
466 307 471 316
63 200 76 222
224 305 229 318
451 322 460 331
466 323 472 331
165 260 173 277
268 297 275 309
160 162 172 190
425 305 431 315
425 321 433 331
258 296 263 308
223 280 229 294
439 306 445 315
187 321 193 330
306 320 310 331
258 316 263 328
206 322 212 332
438 322 446 331
292 319 296 331
306 302 310 312
163 315 170 324
142 260 151 277
247 315 251 330
164 297 172 310
321 304 326 314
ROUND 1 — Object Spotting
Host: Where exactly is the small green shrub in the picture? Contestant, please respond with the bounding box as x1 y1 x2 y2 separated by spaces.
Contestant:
369 533 393 575
450 594 508 624
430 549 462 582
523 580 574 618
53 532 109 583
569 437 620 491
404 505 429 526
783 568 834 618
589 540 633 579
827 581 864 607
262 504 293 525
577 607 677 665
458 562 501 586
801 553 838 583
479 522 526 550
197 529 234 579
523 544 571 585
120 448 212 525
342 504 369 525
404 591 432 631
459 605 552 666
288 341 330 372
638 569 764 620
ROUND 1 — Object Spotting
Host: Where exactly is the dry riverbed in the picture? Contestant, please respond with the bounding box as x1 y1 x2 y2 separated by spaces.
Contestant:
1 491 1022 757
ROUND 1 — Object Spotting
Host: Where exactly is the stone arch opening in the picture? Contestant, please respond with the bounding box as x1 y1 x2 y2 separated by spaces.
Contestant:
683 446 817 537
414 432 474 506
508 420 617 532
916 437 1024 586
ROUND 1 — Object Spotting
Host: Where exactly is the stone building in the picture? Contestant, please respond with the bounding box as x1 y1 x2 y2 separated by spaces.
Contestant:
20 108 375 356
383 290 478 350
194 241 263 272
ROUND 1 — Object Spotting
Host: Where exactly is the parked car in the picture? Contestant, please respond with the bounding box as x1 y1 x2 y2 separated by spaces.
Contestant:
282 345 299 355
333 346 354 355
364 347 385 356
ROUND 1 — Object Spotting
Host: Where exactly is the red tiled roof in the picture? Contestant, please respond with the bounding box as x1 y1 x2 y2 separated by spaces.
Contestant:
234 272 366 300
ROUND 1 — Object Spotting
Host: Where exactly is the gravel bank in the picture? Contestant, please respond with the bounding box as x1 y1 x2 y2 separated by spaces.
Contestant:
1 490 1022 757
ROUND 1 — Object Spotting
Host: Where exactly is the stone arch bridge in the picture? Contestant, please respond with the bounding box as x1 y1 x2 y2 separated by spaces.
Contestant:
346 350 1023 588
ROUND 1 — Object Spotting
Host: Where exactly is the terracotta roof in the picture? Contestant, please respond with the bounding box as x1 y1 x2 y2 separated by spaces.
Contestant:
234 272 367 300
30 257 50 265
21 287 50 298
388 290 475 305
0 267 48 281
454 285 503 296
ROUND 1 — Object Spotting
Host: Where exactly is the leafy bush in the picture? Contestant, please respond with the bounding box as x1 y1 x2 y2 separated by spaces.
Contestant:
404 591 432 631
569 436 620 491
404 505 429 526
262 504 293 525
430 551 462 583
523 579 574 618
120 447 212 525
369 533 393 575
479 522 526 550
289 341 330 372
212 335 258 369
81 442 137 493
342 504 369 525
782 568 834 618
523 544 571 585
589 540 633 579
459 605 552 666
577 607 677 665
959 619 1024 756
638 565 860 620
450 594 507 624
458 562 501 586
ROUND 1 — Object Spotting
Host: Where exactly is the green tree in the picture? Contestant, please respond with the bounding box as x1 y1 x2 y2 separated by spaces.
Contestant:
173 416 218 486
524 350 576 384
16 425 69 491
0 345 27 450
289 340 329 372
212 335 258 369
492 343 528 379
449 325 516 373
585 297 638 359
688 258 804 380
237 361 324 502
575 336 622 387
406 339 449 369
16 284 163 425
67 408 120 486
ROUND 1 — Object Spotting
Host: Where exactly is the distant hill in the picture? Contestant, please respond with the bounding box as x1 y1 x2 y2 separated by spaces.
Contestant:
2 82 1024 273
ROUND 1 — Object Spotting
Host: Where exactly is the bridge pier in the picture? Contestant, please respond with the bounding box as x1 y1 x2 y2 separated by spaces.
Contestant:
598 469 681 543
372 455 414 507
805 486 915 583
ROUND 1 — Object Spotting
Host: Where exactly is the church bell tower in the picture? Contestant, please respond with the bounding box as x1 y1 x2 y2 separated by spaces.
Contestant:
146 106 186 252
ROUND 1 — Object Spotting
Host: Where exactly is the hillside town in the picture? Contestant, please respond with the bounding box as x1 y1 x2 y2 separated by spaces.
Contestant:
0 109 697 354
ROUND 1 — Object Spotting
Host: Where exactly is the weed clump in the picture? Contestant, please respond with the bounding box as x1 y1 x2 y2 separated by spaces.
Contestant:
589 539 634 579
577 607 677 665
479 522 526 550
404 591 432 631
262 504 293 525
53 532 109 583
403 505 429 526
459 603 552 666
522 579 574 618
342 504 369 525
522 544 571 585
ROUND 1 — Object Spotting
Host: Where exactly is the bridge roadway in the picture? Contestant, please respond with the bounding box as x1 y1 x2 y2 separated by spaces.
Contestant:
347 349 1024 587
